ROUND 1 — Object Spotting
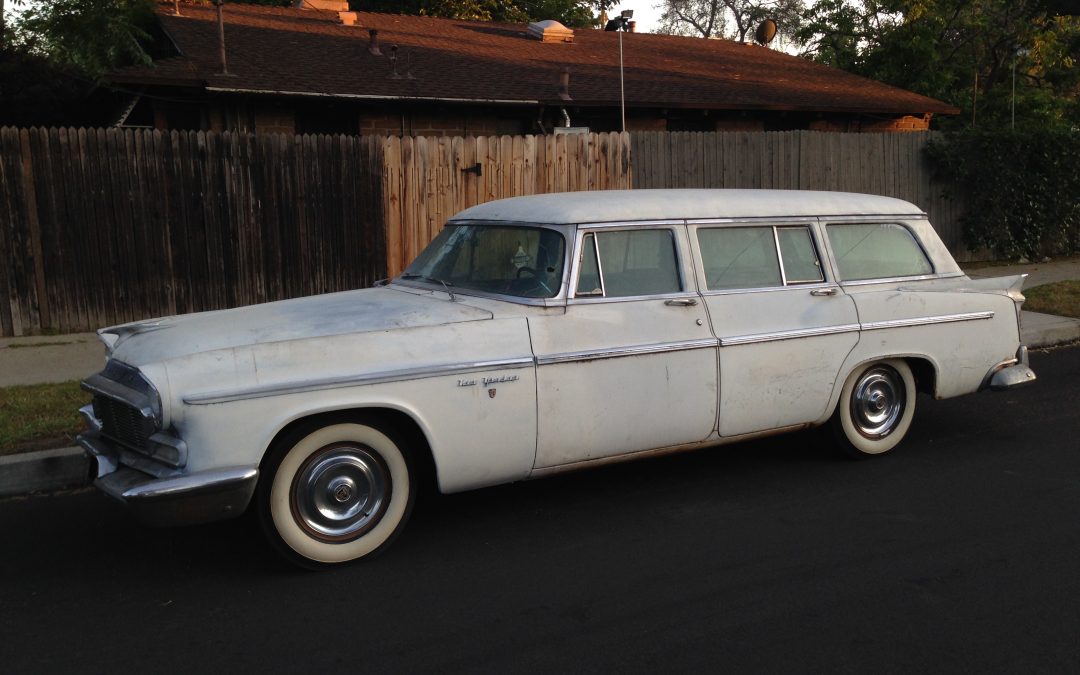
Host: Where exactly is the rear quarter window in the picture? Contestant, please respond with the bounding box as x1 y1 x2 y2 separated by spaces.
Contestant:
827 223 933 281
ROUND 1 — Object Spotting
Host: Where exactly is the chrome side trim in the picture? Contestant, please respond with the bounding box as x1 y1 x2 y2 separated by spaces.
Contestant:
568 291 700 305
718 312 994 347
701 282 834 297
840 272 965 287
860 311 994 331
720 323 861 346
536 338 718 366
184 357 536 405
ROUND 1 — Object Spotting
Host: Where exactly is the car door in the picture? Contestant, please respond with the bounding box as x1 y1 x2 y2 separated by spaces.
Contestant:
529 224 718 469
692 220 860 437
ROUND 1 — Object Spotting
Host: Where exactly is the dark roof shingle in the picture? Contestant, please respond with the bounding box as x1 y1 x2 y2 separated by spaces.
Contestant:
114 4 958 115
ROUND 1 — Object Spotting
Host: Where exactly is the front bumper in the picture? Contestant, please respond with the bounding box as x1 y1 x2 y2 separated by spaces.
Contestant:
78 427 258 527
983 345 1037 392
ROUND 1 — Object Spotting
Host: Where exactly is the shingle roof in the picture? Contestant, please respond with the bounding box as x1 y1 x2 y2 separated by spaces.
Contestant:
113 3 958 115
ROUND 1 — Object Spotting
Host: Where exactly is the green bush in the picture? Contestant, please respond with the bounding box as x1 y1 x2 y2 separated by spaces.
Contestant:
926 130 1080 259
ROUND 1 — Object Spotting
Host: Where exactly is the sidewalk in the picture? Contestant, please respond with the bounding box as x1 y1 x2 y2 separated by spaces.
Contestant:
0 332 102 387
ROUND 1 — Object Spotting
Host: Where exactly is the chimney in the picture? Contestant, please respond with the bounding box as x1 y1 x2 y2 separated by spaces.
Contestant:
558 68 571 101
628 20 637 33
368 29 382 55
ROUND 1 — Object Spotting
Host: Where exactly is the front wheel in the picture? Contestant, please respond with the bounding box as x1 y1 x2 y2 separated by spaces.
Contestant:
257 420 415 568
831 359 916 458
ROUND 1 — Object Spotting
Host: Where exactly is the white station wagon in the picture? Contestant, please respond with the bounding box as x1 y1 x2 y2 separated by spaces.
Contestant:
78 190 1035 567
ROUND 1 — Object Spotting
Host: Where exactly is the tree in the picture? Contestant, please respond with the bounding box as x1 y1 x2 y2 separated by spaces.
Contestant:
797 0 1080 129
9 0 157 78
656 0 806 41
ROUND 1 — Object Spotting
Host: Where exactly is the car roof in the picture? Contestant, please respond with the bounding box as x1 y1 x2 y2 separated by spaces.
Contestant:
448 189 925 225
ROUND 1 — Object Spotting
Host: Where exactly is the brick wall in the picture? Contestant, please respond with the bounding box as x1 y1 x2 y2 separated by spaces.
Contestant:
254 108 296 135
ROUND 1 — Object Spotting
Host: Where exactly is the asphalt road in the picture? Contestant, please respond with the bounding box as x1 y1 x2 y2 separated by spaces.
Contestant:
2 346 1079 674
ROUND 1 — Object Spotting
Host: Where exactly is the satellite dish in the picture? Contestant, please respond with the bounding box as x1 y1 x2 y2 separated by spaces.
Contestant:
754 19 777 45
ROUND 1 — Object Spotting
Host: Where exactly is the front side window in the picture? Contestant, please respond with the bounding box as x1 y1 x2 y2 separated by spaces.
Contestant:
402 224 566 299
575 229 682 298
697 227 782 290
827 223 933 281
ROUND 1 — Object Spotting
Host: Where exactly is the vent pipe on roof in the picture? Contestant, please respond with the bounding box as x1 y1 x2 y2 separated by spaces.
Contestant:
369 29 382 56
558 68 572 101
215 0 228 75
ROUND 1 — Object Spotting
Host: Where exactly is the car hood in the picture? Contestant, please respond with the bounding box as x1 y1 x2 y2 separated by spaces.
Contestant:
100 287 493 367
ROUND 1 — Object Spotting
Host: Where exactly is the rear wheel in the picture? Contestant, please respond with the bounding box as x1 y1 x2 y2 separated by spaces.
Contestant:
831 359 916 458
258 420 415 568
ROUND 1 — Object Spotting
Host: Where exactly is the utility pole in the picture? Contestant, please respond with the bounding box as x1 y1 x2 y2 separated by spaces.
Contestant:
215 0 228 75
604 9 634 134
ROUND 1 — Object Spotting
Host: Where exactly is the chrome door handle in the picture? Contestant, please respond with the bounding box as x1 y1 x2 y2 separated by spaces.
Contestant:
810 288 838 297
664 298 699 307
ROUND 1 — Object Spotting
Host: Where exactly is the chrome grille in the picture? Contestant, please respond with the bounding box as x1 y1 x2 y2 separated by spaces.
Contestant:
93 395 155 452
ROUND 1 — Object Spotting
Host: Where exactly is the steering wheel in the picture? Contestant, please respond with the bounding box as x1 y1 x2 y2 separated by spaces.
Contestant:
512 266 552 296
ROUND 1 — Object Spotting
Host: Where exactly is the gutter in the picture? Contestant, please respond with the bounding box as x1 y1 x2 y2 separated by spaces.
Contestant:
202 85 954 116
205 86 540 106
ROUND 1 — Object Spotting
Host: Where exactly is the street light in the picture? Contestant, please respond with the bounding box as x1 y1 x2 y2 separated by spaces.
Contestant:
604 9 634 133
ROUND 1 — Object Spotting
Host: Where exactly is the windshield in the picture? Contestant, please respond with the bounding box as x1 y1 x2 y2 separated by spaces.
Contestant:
401 224 566 299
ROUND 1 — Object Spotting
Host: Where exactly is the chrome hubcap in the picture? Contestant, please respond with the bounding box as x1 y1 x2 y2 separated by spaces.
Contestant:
851 366 905 439
291 443 390 542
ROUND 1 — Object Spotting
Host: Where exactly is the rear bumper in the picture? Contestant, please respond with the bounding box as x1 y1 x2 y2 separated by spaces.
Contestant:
78 431 258 527
983 345 1037 392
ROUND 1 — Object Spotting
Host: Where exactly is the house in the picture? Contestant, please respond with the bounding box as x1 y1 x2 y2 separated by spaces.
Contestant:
109 2 959 136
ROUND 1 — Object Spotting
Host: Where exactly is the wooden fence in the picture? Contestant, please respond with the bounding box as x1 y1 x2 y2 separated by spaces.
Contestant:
632 131 966 256
0 127 384 337
382 132 631 276
2 127 966 337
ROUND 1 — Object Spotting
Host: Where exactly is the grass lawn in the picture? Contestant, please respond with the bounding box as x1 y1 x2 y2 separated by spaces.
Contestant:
1024 280 1080 319
0 381 90 456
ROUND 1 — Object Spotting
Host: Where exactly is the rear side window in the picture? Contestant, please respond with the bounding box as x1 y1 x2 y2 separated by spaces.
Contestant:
827 223 933 281
697 225 824 290
777 227 825 284
575 229 682 298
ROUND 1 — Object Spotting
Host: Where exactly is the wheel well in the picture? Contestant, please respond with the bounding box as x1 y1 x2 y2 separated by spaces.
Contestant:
262 408 439 495
905 357 937 397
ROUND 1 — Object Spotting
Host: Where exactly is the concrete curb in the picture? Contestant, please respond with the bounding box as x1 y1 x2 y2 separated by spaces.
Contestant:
0 447 89 499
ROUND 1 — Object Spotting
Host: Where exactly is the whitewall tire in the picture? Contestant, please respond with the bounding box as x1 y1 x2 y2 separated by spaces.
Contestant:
831 359 916 458
258 420 415 567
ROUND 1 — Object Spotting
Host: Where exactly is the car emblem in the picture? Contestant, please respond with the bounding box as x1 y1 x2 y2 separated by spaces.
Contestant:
488 388 497 398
